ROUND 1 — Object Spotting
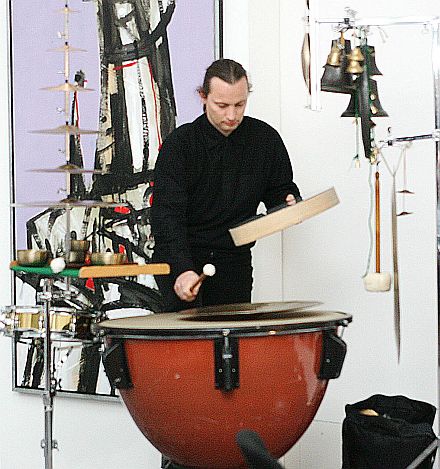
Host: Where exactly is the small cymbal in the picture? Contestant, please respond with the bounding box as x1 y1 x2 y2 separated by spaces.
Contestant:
48 45 87 53
41 83 94 92
30 125 101 135
29 164 107 175
57 6 79 14
12 199 128 209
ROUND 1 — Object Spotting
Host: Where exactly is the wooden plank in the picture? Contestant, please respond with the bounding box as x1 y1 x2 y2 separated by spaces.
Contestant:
77 263 170 278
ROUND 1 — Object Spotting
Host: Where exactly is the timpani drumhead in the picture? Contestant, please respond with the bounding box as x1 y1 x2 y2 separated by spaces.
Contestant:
97 302 351 338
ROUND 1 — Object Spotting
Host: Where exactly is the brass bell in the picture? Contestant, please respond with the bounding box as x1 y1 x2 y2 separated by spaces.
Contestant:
369 79 388 117
347 47 364 62
346 60 364 74
321 39 355 94
326 41 342 66
346 46 364 74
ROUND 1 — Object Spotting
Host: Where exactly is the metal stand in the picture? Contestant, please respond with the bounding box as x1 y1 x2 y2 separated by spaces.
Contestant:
39 278 58 469
406 437 439 468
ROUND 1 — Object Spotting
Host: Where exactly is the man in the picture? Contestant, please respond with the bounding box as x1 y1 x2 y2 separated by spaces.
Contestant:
151 59 301 312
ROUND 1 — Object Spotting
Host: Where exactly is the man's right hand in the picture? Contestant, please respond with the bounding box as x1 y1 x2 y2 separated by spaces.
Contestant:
174 270 201 302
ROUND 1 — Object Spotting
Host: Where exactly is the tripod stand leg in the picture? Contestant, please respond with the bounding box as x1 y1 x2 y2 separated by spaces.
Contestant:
40 278 58 469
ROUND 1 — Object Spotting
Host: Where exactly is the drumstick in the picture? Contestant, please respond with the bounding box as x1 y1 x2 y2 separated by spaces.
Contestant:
190 264 216 292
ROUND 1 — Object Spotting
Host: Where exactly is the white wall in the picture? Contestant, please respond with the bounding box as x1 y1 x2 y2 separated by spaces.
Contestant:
0 1 438 469
222 1 439 468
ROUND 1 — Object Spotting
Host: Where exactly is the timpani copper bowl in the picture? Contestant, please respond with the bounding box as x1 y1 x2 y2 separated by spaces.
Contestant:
97 302 352 468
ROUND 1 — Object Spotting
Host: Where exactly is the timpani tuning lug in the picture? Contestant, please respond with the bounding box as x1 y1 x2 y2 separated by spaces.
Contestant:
214 333 239 392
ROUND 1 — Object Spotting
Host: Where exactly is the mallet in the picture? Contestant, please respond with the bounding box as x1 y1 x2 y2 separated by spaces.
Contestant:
190 263 216 292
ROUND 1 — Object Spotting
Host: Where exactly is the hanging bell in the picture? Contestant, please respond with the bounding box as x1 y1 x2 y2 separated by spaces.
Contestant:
345 46 364 74
326 40 342 66
341 89 358 117
369 79 388 117
321 38 355 94
347 47 364 62
365 46 382 76
346 59 364 74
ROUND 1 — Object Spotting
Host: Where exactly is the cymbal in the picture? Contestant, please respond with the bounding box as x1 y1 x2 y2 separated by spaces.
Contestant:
29 164 107 175
12 199 128 209
30 125 101 135
41 83 94 92
48 45 87 53
229 187 339 246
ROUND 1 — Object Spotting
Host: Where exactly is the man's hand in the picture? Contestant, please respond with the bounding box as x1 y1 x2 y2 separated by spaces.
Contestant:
174 270 201 302
286 194 297 206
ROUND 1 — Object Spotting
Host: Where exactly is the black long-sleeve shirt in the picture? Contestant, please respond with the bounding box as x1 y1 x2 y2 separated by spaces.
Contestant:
151 113 301 277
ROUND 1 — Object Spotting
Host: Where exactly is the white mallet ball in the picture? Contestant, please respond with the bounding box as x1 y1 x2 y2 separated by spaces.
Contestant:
363 272 391 292
203 263 216 277
50 257 66 274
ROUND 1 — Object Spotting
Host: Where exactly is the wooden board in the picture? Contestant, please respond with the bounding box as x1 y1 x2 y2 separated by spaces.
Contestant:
77 263 170 278
229 187 339 247
10 261 170 278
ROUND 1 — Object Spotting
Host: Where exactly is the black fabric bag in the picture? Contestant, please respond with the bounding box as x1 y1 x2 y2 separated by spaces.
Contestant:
342 394 437 469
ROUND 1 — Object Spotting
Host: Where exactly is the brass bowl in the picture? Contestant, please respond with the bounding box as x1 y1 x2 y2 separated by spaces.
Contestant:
90 252 127 266
66 251 86 265
70 240 90 252
17 249 49 267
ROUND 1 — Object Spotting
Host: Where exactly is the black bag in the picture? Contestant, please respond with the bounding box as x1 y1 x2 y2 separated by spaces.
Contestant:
342 394 437 468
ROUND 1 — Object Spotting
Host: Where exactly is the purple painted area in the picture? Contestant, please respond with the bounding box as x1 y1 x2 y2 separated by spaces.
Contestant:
168 0 216 124
11 0 216 249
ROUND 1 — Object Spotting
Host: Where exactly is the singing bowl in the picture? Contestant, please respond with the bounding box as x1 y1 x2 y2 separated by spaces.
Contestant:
16 249 49 266
66 250 86 265
70 239 90 252
90 252 127 265
98 304 351 468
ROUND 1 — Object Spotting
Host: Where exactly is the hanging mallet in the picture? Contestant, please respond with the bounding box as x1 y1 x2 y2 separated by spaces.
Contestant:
363 168 391 292
190 263 216 293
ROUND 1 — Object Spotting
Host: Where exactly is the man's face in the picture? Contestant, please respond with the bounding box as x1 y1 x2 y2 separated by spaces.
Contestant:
200 76 249 136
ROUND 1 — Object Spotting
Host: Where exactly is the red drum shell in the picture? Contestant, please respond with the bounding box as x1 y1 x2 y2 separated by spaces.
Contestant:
121 332 326 468
99 307 351 468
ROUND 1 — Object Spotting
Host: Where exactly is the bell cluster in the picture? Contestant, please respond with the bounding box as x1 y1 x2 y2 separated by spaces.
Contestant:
321 32 388 120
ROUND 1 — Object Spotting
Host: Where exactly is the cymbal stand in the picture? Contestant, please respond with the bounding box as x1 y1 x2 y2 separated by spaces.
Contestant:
39 277 58 469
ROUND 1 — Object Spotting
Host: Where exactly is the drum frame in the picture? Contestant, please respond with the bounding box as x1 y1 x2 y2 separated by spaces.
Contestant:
2 304 98 341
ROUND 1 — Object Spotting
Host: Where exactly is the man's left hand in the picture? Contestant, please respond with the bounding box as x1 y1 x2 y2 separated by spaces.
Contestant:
286 194 297 206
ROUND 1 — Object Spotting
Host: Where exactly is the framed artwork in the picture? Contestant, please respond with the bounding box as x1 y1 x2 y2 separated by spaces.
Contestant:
9 0 223 399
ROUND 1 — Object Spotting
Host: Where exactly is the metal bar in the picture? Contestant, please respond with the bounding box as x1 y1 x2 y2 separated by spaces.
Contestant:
41 278 56 469
432 21 440 444
315 15 440 26
215 0 224 59
405 438 439 469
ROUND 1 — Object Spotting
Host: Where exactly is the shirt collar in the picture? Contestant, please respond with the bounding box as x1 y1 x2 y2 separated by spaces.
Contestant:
198 113 246 150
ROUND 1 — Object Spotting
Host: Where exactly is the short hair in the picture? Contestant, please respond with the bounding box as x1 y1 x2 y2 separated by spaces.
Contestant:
197 58 252 96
